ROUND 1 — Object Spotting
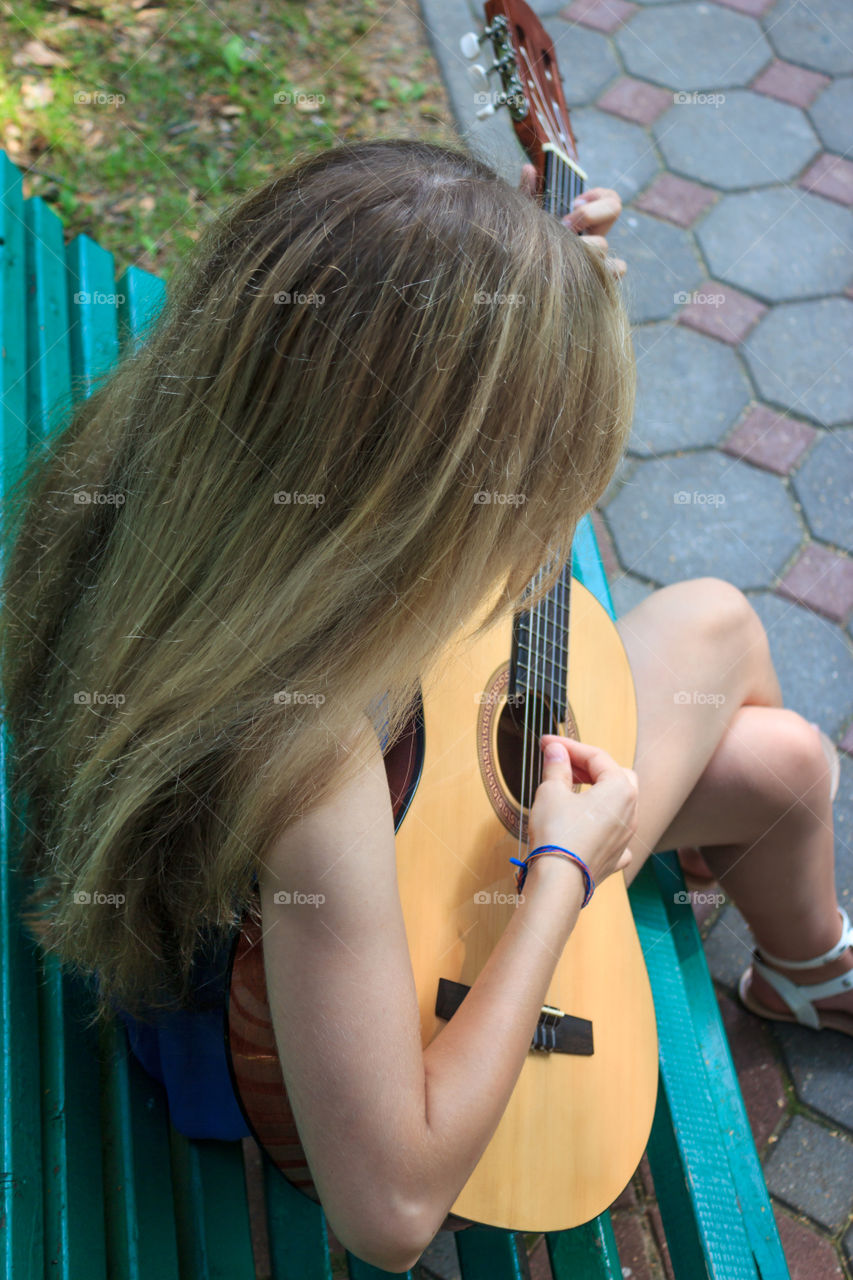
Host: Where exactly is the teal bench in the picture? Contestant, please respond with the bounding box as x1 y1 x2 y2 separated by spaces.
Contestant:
0 147 789 1280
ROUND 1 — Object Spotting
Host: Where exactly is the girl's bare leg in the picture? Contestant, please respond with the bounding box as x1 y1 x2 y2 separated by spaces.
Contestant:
614 578 853 1020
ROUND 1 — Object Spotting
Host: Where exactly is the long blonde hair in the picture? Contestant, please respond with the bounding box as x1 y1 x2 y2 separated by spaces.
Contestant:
0 138 635 1022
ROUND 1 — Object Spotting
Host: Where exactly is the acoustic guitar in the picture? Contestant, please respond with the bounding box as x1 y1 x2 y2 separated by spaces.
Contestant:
225 0 658 1234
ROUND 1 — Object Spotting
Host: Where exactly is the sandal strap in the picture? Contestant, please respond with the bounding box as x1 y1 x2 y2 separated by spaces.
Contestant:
756 907 852 970
751 954 853 1030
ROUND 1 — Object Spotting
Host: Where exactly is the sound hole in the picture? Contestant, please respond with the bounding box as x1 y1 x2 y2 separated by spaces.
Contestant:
496 691 559 814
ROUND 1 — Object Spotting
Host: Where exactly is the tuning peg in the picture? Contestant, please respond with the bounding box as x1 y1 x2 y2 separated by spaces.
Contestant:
460 31 482 59
467 64 491 93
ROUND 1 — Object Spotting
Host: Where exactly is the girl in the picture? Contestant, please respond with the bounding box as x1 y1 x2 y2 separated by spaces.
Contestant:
2 139 848 1273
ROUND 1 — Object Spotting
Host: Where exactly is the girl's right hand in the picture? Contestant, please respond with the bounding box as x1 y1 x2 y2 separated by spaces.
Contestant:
527 735 638 885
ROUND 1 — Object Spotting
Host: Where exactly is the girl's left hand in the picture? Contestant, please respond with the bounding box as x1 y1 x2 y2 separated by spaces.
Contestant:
519 165 627 279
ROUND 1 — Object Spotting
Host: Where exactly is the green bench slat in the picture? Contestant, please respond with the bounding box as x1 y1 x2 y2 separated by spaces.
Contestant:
1 153 32 479
263 1153 335 1280
117 264 167 355
456 1225 526 1279
548 1214 622 1279
648 855 788 1279
23 196 73 447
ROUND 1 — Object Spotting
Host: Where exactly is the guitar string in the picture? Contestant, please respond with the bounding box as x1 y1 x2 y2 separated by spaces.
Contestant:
516 146 582 866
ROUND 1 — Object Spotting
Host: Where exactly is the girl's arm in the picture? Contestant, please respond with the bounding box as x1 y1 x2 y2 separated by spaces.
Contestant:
257 720 633 1272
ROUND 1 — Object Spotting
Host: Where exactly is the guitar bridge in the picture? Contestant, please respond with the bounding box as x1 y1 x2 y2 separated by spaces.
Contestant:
435 978 593 1056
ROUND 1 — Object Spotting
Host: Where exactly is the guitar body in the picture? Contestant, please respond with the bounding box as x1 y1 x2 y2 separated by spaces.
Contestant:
226 578 658 1233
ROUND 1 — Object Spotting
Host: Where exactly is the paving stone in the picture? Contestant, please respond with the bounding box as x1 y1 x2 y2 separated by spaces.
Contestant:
633 172 716 226
615 2 772 90
809 76 853 156
721 406 817 475
644 1204 675 1280
842 726 853 758
610 571 655 617
716 988 787 1149
596 75 673 125
541 19 621 107
653 90 820 191
798 152 853 206
777 544 853 624
844 1223 853 1274
830 754 853 921
420 1230 461 1280
604 452 803 588
793 429 853 551
610 1211 659 1279
561 0 637 34
767 0 853 76
751 58 830 108
774 1022 853 1130
774 1208 846 1280
589 506 621 578
746 592 853 738
605 209 702 322
704 903 756 988
677 280 767 343
742 299 853 427
763 1114 853 1230
527 1234 553 1280
629 322 752 453
561 106 660 201
697 188 853 303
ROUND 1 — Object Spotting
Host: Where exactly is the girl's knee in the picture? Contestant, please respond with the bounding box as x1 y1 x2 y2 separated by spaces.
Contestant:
754 708 829 801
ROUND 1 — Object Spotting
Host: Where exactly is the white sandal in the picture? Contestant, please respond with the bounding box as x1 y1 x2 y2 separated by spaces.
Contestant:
738 906 853 1037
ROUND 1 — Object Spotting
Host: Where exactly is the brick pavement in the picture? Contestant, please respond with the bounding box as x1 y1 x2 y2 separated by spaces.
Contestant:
415 0 853 1275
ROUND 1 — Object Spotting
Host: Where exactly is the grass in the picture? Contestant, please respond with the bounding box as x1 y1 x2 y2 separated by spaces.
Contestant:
0 0 455 281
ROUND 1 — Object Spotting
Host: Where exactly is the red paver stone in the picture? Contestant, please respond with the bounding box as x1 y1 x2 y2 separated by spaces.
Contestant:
611 1212 660 1280
610 1177 639 1211
841 723 853 758
677 281 767 344
692 892 721 930
634 172 716 227
591 507 621 579
645 1204 677 1280
722 406 817 475
752 59 830 107
716 990 787 1149
597 76 673 124
560 0 637 33
712 0 774 12
799 153 853 207
777 544 853 624
774 1207 845 1279
528 1234 554 1280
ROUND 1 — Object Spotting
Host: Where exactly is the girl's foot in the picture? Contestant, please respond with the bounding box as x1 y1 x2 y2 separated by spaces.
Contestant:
679 725 840 892
739 908 853 1037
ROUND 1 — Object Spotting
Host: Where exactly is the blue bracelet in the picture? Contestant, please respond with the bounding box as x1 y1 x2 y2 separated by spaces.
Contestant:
509 844 595 907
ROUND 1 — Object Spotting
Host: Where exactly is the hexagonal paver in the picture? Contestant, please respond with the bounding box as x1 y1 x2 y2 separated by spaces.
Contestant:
742 299 853 427
774 1022 853 1129
792 429 853 551
763 1114 853 1231
615 3 772 90
697 188 853 302
604 452 803 588
653 90 820 190
566 106 660 201
541 18 621 106
747 592 853 738
628 322 751 454
810 76 853 155
606 209 703 322
767 0 853 76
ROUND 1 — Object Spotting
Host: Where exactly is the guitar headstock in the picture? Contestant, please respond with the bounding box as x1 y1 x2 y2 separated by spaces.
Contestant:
463 0 587 201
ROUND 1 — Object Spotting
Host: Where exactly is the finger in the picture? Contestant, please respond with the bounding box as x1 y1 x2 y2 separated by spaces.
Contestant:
538 735 623 784
564 191 622 236
608 256 627 278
